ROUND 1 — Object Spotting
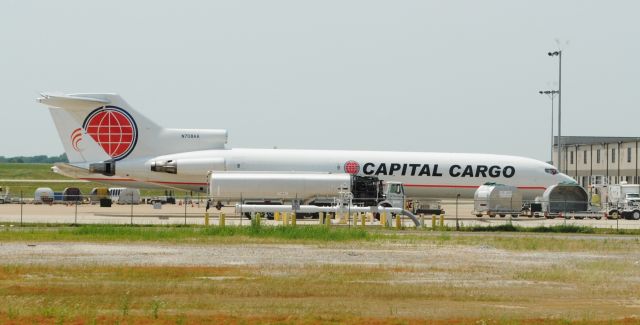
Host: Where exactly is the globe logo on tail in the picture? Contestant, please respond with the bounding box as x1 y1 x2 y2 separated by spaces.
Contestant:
82 106 138 161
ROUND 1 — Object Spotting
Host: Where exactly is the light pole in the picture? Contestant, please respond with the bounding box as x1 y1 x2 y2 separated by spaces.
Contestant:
539 90 559 165
548 50 562 172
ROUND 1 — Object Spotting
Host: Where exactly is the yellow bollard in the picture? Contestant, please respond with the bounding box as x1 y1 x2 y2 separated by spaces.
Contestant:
326 213 332 227
319 212 324 225
219 212 225 227
275 211 281 221
381 212 387 228
255 212 261 226
395 214 401 229
291 212 296 226
360 213 366 227
367 212 374 223
282 212 288 226
420 214 425 229
432 215 436 229
339 212 347 224
204 212 210 226
439 214 445 228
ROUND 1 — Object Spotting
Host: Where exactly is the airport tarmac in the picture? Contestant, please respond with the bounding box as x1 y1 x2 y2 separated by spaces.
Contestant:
1 201 639 229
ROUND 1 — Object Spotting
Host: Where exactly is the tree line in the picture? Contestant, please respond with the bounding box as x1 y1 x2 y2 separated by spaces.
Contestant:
0 153 68 163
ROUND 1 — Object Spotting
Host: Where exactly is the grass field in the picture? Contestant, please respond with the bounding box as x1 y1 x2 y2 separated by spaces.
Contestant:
1 262 638 324
1 225 639 324
0 163 68 180
1 224 640 252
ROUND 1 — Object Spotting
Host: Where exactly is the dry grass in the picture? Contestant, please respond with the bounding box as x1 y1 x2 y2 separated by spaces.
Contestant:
1 258 640 323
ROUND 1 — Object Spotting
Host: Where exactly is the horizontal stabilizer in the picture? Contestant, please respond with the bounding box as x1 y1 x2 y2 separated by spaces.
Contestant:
38 93 110 111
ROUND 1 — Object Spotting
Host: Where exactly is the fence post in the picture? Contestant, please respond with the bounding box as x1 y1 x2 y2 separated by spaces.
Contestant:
20 190 23 226
184 194 188 225
130 192 134 226
219 212 226 227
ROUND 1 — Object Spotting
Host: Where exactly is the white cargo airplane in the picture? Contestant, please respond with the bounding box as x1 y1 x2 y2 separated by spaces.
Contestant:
39 93 575 199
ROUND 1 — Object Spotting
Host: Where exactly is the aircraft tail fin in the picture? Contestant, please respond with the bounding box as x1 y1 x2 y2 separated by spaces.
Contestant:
38 93 161 163
39 92 228 165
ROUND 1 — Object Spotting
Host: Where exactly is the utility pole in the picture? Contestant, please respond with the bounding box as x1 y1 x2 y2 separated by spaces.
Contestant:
539 90 559 165
548 50 562 172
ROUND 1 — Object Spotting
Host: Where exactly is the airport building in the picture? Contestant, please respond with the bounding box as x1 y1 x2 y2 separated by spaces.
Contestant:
553 136 640 187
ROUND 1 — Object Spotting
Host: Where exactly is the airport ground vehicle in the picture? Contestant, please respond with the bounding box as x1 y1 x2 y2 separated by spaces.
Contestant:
534 183 605 220
472 183 523 218
62 187 82 202
149 190 176 205
0 186 9 204
208 173 405 219
601 183 640 220
34 187 54 204
109 188 141 205
89 187 109 201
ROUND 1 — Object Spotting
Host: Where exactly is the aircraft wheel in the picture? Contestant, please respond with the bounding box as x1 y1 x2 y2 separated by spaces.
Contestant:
632 210 640 221
608 210 620 220
499 214 506 218
476 214 483 218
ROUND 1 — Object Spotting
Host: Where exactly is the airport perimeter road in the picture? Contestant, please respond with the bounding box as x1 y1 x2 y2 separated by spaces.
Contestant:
1 202 640 228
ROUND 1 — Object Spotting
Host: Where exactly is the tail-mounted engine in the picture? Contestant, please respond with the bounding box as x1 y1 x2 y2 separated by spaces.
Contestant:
89 159 116 176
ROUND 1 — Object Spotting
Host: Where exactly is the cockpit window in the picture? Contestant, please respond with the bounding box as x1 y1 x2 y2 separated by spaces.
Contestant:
545 168 558 175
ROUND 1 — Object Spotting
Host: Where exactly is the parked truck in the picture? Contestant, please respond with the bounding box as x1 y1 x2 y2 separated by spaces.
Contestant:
603 183 640 220
0 186 9 204
207 172 406 218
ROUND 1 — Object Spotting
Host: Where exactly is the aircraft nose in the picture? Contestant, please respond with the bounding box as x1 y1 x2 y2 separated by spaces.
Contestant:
558 172 577 184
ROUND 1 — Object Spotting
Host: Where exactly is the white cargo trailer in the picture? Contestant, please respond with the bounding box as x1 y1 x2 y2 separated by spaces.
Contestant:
34 187 55 204
537 183 605 219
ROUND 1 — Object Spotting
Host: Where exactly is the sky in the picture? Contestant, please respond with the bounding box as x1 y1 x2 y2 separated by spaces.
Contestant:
0 0 638 162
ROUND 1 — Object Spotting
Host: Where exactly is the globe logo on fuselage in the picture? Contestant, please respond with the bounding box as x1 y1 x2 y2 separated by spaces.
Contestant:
344 160 360 175
82 106 138 161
